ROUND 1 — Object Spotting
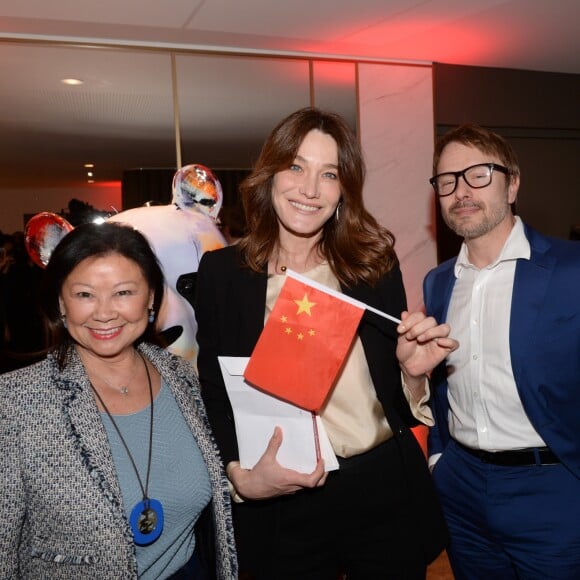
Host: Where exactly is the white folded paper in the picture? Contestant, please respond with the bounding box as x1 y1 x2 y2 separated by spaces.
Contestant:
218 356 339 473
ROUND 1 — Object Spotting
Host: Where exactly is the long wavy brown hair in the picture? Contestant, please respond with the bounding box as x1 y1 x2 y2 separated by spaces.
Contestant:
238 107 397 287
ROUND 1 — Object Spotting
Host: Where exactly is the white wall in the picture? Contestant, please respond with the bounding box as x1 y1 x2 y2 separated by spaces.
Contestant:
358 63 437 311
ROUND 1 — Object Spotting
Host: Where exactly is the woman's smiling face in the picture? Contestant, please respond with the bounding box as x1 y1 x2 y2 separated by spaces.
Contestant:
271 129 342 240
59 252 153 362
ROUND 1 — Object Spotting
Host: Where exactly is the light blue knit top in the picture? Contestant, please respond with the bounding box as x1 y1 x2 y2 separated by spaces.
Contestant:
101 380 212 579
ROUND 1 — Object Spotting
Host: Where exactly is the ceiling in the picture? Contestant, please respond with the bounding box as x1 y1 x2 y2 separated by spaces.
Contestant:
1 0 579 196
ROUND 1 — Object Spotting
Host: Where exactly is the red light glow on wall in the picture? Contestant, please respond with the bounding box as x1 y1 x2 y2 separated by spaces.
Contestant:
91 180 122 189
312 61 356 85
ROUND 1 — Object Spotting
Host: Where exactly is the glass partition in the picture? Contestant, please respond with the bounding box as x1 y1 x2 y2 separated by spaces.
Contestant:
312 60 357 132
0 41 357 231
176 54 311 170
0 42 176 189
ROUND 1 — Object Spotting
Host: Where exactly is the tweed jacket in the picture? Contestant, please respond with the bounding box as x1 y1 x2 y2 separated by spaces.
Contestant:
0 343 237 579
195 244 448 565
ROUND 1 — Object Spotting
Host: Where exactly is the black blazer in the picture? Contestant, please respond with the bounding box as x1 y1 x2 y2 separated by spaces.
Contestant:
195 244 447 564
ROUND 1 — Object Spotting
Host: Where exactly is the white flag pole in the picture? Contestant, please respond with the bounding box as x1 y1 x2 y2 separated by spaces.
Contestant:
286 269 402 325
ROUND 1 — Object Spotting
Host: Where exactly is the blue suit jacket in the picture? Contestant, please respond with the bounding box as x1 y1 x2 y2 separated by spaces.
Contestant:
424 223 580 479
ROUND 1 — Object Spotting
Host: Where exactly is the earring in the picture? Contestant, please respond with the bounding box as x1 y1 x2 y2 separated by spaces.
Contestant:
148 308 155 324
335 202 342 221
61 313 67 329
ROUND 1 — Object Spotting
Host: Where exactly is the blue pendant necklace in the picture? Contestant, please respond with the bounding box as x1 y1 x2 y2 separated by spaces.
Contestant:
90 351 164 546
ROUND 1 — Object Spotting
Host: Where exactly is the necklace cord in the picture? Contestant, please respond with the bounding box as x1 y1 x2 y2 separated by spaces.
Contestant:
89 351 154 502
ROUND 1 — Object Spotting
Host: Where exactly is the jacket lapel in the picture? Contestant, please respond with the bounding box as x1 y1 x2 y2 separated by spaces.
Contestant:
58 352 128 524
141 343 198 432
236 266 268 349
509 229 555 385
429 260 456 322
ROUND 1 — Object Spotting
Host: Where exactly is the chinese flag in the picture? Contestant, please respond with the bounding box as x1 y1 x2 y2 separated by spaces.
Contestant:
244 271 365 412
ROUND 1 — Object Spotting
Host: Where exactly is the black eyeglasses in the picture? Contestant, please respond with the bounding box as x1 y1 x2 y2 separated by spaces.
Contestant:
429 163 510 197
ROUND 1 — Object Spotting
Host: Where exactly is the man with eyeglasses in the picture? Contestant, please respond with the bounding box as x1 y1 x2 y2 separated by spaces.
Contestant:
423 123 580 579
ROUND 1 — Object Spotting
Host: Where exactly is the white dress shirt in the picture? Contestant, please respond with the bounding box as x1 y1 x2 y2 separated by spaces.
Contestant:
445 216 546 451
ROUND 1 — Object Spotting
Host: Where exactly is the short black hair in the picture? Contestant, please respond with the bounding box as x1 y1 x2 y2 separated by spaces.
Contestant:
41 222 165 367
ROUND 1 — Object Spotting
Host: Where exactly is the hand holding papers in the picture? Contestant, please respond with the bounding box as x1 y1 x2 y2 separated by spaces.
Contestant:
218 357 339 473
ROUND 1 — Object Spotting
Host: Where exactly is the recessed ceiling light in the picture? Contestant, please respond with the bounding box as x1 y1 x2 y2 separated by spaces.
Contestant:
87 172 93 177
61 78 84 86
84 163 94 168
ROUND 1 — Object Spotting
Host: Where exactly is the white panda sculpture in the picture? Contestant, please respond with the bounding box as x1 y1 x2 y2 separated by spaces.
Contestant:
25 164 226 366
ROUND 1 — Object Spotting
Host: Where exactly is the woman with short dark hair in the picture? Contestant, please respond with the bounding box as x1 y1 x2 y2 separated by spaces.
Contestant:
0 222 237 579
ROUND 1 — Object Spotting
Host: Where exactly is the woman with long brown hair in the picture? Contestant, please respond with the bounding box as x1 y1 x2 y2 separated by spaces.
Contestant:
196 107 457 579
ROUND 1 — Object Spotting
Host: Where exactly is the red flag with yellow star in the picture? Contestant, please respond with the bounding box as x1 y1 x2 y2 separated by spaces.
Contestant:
244 270 365 412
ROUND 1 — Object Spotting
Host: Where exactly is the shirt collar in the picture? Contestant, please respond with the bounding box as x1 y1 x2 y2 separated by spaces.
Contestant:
454 216 531 276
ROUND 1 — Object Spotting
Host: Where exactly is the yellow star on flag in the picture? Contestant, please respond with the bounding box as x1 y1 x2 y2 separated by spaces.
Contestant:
294 293 316 316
